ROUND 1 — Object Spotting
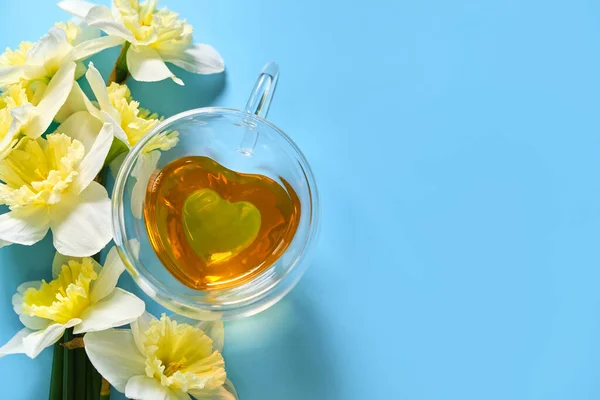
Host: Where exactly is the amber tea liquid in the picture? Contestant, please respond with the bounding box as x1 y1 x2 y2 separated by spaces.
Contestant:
144 156 301 290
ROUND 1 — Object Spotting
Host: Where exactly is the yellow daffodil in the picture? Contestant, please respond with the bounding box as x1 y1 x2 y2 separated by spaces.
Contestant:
59 0 224 85
0 22 92 79
0 21 121 159
59 62 177 151
0 117 114 256
0 24 123 90
0 62 76 160
84 313 237 400
0 246 145 359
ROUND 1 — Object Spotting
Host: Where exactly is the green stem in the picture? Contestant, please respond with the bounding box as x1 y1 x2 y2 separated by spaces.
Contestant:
62 328 74 400
89 203 108 399
48 340 64 400
86 353 103 400
73 344 87 400
109 42 131 84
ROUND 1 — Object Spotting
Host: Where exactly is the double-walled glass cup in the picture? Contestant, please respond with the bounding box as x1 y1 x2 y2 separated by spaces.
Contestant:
112 63 319 320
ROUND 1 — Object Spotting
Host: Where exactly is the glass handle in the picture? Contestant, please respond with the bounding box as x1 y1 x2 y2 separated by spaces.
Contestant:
239 62 279 154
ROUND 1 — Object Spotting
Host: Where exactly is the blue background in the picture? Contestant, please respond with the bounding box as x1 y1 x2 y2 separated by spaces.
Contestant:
2 0 600 399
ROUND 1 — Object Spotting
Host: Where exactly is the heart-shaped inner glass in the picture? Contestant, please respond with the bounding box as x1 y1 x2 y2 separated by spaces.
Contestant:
144 156 301 290
182 188 262 264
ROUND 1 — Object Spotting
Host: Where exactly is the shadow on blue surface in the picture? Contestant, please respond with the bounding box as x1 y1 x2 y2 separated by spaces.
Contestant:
224 280 341 400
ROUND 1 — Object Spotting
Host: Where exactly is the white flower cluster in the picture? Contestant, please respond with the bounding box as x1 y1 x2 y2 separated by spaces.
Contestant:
0 0 223 257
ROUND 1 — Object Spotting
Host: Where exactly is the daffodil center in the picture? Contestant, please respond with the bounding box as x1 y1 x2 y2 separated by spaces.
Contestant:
114 0 192 45
164 357 187 376
22 258 98 324
0 83 29 109
106 82 163 147
0 133 84 208
142 315 227 391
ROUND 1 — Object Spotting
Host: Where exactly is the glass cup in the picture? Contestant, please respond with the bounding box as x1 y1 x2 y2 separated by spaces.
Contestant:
112 62 319 320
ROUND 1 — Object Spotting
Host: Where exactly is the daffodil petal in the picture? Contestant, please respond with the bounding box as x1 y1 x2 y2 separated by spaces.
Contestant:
0 66 25 88
131 311 156 354
19 315 51 330
0 121 19 160
16 281 41 295
54 83 94 123
9 103 35 132
100 109 130 145
52 252 102 279
85 5 136 42
13 281 43 314
74 288 144 334
74 123 113 193
223 379 239 399
131 151 160 219
127 45 183 85
50 181 111 257
90 246 126 303
12 294 23 314
30 81 48 106
109 151 128 178
0 328 32 358
84 329 146 392
167 315 225 353
70 22 102 46
69 35 125 62
197 321 225 353
188 386 238 400
23 62 76 139
86 62 119 120
125 376 191 400
162 44 225 75
57 0 96 19
0 206 50 246
55 110 103 151
26 28 71 70
22 319 80 359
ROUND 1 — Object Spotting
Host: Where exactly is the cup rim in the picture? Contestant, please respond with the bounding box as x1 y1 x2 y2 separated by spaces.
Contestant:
111 106 320 317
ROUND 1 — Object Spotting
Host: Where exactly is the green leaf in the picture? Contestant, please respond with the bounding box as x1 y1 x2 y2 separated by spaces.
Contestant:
74 343 87 399
109 42 131 85
48 340 64 400
63 328 74 400
104 138 129 167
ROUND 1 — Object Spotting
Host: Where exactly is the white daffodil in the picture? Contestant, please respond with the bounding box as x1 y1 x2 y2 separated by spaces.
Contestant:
0 21 98 84
0 24 123 91
58 0 225 85
0 61 76 159
0 245 145 359
58 62 177 153
84 313 237 400
0 115 114 256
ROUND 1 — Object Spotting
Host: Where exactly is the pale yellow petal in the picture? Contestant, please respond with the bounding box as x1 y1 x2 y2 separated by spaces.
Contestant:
84 329 146 392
